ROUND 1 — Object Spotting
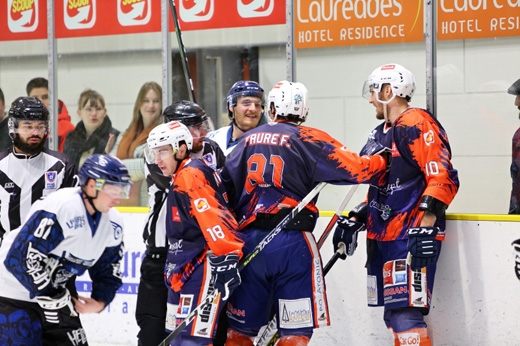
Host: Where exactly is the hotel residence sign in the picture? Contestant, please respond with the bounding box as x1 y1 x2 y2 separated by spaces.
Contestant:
295 0 520 49
294 0 424 48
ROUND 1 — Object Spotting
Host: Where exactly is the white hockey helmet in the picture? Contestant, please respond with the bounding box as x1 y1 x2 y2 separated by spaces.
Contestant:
145 121 193 164
268 80 309 122
362 63 416 101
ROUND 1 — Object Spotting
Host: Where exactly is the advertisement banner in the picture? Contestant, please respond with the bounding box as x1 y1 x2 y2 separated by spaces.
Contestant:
438 0 520 40
294 0 424 49
0 0 285 41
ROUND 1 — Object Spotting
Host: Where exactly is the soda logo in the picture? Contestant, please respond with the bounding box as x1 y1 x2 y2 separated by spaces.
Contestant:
180 0 214 22
238 0 274 18
11 0 33 12
117 0 151 26
68 0 90 9
8 0 38 33
383 269 391 278
64 0 96 29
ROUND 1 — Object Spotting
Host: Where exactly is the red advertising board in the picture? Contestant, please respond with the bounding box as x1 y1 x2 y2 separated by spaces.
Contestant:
0 0 285 41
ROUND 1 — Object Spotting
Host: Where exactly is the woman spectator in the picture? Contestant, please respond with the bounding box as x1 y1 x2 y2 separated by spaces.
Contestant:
114 81 163 206
63 89 120 169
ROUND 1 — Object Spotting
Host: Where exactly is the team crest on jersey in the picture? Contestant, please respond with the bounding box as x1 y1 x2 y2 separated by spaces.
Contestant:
423 130 435 146
111 221 123 240
194 198 210 212
45 171 57 189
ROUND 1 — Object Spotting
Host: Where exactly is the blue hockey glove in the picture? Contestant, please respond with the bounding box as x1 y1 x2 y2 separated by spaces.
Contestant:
333 216 365 259
407 227 440 270
36 288 78 324
511 239 520 281
209 253 241 301
360 138 391 170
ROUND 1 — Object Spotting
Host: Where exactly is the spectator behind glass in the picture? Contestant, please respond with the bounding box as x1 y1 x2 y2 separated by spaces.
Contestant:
63 89 120 169
0 88 10 150
26 77 75 152
113 81 163 206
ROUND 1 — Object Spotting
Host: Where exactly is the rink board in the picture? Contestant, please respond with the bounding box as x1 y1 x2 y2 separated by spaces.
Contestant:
79 213 520 346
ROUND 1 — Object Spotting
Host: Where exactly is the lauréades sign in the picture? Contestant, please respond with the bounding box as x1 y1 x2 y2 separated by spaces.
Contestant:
294 0 520 49
0 0 285 41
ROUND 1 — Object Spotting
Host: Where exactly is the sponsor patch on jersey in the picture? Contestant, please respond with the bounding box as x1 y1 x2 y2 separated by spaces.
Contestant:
423 130 435 146
367 275 378 305
176 294 194 318
398 332 421 345
171 206 181 222
194 198 210 212
45 171 57 189
278 298 313 329
409 267 429 308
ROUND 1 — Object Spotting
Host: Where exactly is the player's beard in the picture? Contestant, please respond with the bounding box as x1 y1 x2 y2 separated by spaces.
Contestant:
13 134 46 155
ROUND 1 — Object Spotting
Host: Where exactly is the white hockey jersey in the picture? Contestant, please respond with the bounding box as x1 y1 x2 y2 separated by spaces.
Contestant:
206 125 238 156
0 187 124 305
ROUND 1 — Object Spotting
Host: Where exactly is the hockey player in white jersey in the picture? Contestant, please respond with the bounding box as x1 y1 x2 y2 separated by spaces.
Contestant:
0 154 131 346
0 96 77 243
206 80 267 155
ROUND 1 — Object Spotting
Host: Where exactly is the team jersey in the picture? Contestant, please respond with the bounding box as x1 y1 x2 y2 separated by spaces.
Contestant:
165 158 243 292
221 121 387 229
206 125 238 156
0 187 124 305
0 147 77 238
509 126 520 213
363 108 459 241
142 139 226 249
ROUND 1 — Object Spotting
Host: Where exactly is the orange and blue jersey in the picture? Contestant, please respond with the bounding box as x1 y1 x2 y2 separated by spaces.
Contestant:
165 158 243 292
363 108 459 241
221 121 387 229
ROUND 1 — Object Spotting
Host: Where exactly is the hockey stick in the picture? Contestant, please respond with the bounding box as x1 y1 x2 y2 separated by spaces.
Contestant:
317 184 359 248
158 182 327 346
255 186 358 346
257 244 347 346
168 0 196 102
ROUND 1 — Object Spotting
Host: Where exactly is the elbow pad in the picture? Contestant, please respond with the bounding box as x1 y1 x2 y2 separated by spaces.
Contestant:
418 195 447 219
348 202 368 224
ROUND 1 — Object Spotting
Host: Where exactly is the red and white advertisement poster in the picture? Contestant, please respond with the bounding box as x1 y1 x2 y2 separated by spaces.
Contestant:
0 0 286 41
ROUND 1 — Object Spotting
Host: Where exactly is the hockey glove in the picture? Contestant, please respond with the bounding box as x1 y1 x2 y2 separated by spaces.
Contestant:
209 253 241 301
407 227 440 270
360 138 392 170
333 216 365 259
36 288 78 324
511 239 520 281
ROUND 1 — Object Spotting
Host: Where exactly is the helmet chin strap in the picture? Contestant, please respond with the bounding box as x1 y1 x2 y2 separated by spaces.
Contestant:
232 117 248 136
376 92 396 124
82 189 100 214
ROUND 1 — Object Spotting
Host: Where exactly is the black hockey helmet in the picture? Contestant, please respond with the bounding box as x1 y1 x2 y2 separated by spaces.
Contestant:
226 80 264 119
508 79 520 96
163 100 208 126
8 96 49 138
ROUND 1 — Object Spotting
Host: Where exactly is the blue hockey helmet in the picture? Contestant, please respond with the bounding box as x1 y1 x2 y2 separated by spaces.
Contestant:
226 80 264 119
79 154 132 198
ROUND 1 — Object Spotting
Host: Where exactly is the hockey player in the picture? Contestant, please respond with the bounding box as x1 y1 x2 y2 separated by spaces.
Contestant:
220 80 389 346
144 121 241 346
333 63 459 346
0 96 77 244
507 78 520 214
0 153 132 345
206 80 267 155
135 101 225 346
